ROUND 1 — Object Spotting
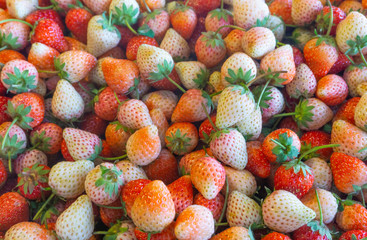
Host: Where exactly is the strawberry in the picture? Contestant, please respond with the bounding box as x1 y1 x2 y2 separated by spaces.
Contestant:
224 29 245 56
131 180 175 233
211 227 251 239
316 6 346 36
194 192 224 221
99 199 124 227
143 91 177 121
336 12 367 55
63 128 102 161
343 66 367 97
286 63 317 99
245 141 271 178
191 156 225 200
224 166 257 196
5 222 51 240
179 149 211 175
17 163 50 201
259 86 285 122
173 89 212 122
205 8 233 38
339 1 363 14
184 0 219 16
143 148 179 185
55 195 94 240
242 27 276 60
292 224 330 240
85 163 124 205
0 160 6 188
0 50 25 65
170 3 197 40
1 60 38 94
88 58 107 86
269 0 293 24
226 190 262 228
339 230 367 240
121 179 151 218
355 92 367 131
300 131 332 160
331 120 367 160
83 0 111 14
279 116 301 135
148 109 167 144
174 205 215 240
330 152 367 194
61 138 76 162
233 0 269 29
0 192 29 231
86 14 121 57
116 159 148 183
51 79 84 121
262 190 316 233
65 36 87 51
126 36 158 61
137 0 164 12
199 115 216 139
6 0 38 19
117 99 152 130
262 128 301 163
195 31 226 68
260 45 296 85
134 222 176 240
210 128 248 170
262 232 291 240
13 149 47 176
292 0 323 26
94 87 128 122
329 51 351 74
167 175 193 214
126 125 161 166
102 57 140 95
236 107 262 141
165 122 198 155
292 46 305 67
28 42 60 78
336 203 367 232
48 160 94 199
160 28 190 62
25 9 65 32
78 112 108 137
65 8 92 44
105 122 131 156
357 82 367 96
139 9 170 42
305 158 332 190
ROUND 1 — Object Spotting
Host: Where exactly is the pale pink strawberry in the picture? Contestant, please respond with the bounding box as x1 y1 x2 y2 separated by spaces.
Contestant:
142 90 178 120
115 160 148 183
51 79 84 121
195 32 226 68
336 11 367 54
242 27 276 60
205 9 233 38
331 120 367 160
216 85 255 129
226 190 262 228
220 52 257 87
85 163 124 205
301 188 338 224
55 50 97 83
223 166 257 196
83 0 112 14
150 108 169 148
171 89 212 123
343 65 367 97
55 195 94 240
191 157 225 200
354 92 367 131
0 22 30 50
126 125 161 166
160 28 190 61
6 0 38 19
261 86 285 122
174 205 215 240
49 160 94 199
139 9 170 42
260 44 296 85
4 222 50 240
292 0 323 26
210 128 248 170
117 99 153 130
298 98 334 131
262 190 316 233
233 0 269 29
224 29 246 56
63 128 102 161
14 149 47 175
286 63 317 99
305 157 332 190
175 61 209 90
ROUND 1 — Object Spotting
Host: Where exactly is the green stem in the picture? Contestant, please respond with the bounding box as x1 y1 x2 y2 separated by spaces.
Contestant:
315 189 323 225
0 19 33 29
201 103 218 132
93 231 109 235
215 177 229 231
162 73 186 93
214 25 246 36
271 116 283 132
345 54 356 65
77 82 94 97
215 222 229 226
359 47 367 68
37 70 59 74
210 90 222 98
37 5 54 10
98 154 127 161
246 70 287 87
276 42 286 47
184 0 190 7
147 233 152 240
1 117 19 150
285 24 299 28
359 146 367 153
113 91 121 105
361 189 366 208
28 142 41 151
298 144 340 162
33 193 55 220
220 0 224 10
96 204 124 209
125 20 138 35
8 152 12 173
271 139 287 150
325 0 333 37
256 79 270 110
0 46 7 51
142 0 151 13
273 112 297 118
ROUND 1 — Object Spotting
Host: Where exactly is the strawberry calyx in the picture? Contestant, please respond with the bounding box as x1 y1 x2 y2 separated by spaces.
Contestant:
225 67 255 86
166 128 192 155
54 57 69 80
67 0 93 14
128 78 141 100
6 101 34 130
98 11 122 38
94 220 128 240
282 159 312 178
274 99 314 128
252 80 272 111
95 164 124 197
2 67 37 93
345 35 367 68
111 3 139 30
148 59 186 93
171 1 191 14
0 132 25 172
16 163 50 197
299 142 320 160
208 8 232 22
193 68 210 89
36 0 64 13
271 132 300 163
0 32 21 51
350 184 367 208
202 31 225 49
30 130 52 153
143 9 161 21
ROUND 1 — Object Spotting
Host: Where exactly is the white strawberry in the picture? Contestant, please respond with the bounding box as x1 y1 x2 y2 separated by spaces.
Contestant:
305 157 333 190
235 107 262 140
262 190 316 233
223 166 257 196
354 92 367 131
233 0 269 29
175 61 209 90
115 160 148 183
6 0 38 19
343 65 367 97
241 27 276 60
117 99 153 130
160 28 190 62
292 0 323 26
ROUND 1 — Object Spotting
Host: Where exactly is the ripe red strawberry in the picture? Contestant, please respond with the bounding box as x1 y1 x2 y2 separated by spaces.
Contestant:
300 131 332 160
170 3 197 40
61 139 75 162
339 230 367 240
17 163 51 200
167 175 193 214
0 50 25 66
292 224 329 240
336 203 367 232
0 192 29 231
246 141 271 178
143 148 179 185
262 232 292 240
292 46 305 67
94 87 128 122
105 122 131 156
99 199 124 227
25 9 65 32
126 36 158 61
139 9 170 42
165 122 198 155
121 179 151 218
193 192 224 221
0 160 6 188
0 96 11 125
330 152 367 194
269 0 293 24
65 8 93 44
195 32 226 68
328 51 351 74
199 115 216 139
78 112 108 138
333 97 360 125
316 6 346 36
184 0 219 16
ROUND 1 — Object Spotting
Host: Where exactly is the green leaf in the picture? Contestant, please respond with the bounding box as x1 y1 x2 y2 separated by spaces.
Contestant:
208 8 232 22
3 67 37 93
202 31 225 48
294 99 315 128
137 24 155 38
252 85 273 110
307 220 332 240
225 67 255 85
0 32 21 50
148 60 174 82
271 133 300 163
87 140 102 161
111 3 139 26
193 68 210 89
54 57 69 80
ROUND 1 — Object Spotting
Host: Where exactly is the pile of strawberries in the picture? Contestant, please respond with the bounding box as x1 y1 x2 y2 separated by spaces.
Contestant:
2 0 367 239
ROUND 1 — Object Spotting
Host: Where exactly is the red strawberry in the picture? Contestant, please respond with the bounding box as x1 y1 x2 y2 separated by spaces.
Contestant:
0 192 29 231
328 51 351 74
170 3 197 40
121 179 151 218
167 175 194 214
105 122 131 156
300 131 332 160
194 192 224 221
165 122 199 155
316 6 346 36
333 97 360 125
179 149 213 175
139 9 170 42
126 36 158 61
195 32 226 68
0 160 6 188
0 96 11 125
336 203 367 232
94 87 128 122
25 9 65 32
78 112 108 137
134 222 176 240
262 232 292 240
339 230 367 240
61 139 75 162
246 141 271 178
199 115 216 139
100 199 124 227
293 46 305 67
292 224 329 240
184 0 220 16
30 122 63 155
65 8 93 44
269 0 293 24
